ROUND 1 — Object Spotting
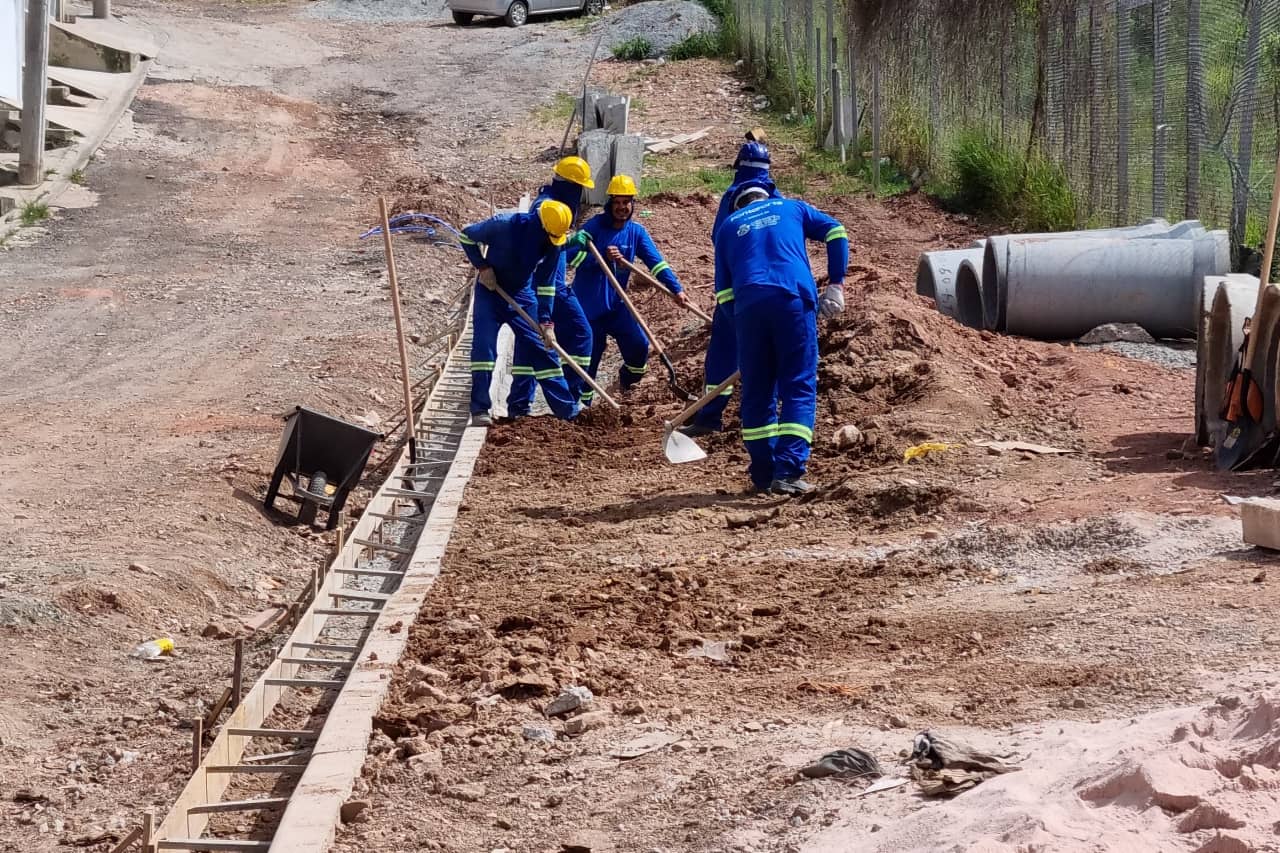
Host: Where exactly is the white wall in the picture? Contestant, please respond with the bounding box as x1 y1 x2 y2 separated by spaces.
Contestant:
0 0 21 106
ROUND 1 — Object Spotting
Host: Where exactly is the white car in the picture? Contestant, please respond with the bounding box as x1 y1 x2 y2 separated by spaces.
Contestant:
449 0 603 27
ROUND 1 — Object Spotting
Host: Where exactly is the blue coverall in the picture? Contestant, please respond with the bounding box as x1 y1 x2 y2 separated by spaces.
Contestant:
459 212 580 421
508 185 595 415
713 197 849 490
567 214 683 404
691 170 784 431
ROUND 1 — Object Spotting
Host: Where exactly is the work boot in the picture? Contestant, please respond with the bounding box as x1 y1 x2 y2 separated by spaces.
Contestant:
470 412 492 427
677 423 717 438
769 477 814 496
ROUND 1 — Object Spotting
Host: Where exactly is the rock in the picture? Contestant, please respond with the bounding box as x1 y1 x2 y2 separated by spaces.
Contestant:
156 697 184 715
408 663 450 684
444 782 486 802
889 714 909 729
621 702 646 716
743 721 763 732
340 799 370 824
522 724 557 742
560 829 614 852
1253 570 1267 583
1072 697 1087 709
564 711 610 736
128 562 150 573
751 605 782 617
408 682 450 703
545 685 593 717
398 735 433 757
201 621 235 640
406 751 443 773
1077 323 1156 345
832 425 863 451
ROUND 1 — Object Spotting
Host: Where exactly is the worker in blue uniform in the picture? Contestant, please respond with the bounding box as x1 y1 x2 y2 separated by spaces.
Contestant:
713 181 849 495
680 136 784 438
566 174 687 404
458 200 580 425
508 156 598 416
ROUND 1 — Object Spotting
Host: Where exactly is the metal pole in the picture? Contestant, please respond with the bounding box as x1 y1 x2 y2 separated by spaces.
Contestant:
92 0 109 17
783 6 800 114
1152 0 1169 219
1115 0 1131 225
18 0 50 187
832 64 845 161
848 27 861 161
815 21 824 148
872 52 882 192
1088 0 1103 216
1186 0 1203 219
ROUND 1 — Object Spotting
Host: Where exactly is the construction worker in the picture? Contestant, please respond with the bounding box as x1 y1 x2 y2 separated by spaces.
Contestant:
713 181 848 495
567 174 687 403
459 200 580 425
508 156 597 417
680 135 783 438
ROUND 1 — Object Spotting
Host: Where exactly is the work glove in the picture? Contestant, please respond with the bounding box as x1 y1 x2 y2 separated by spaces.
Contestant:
477 267 498 291
819 284 845 319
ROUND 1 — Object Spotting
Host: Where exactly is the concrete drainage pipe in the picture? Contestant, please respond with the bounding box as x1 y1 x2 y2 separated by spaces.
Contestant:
954 257 986 330
1197 275 1259 446
1002 231 1230 341
982 219 1176 331
914 245 985 318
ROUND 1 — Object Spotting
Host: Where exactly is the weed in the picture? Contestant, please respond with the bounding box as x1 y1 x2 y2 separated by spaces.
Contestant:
639 164 733 198
612 37 653 61
20 200 49 227
669 32 723 60
944 130 1075 230
1021 157 1076 232
533 92 577 124
69 169 86 186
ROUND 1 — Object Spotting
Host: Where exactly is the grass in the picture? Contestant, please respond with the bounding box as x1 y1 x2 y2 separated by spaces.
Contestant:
20 201 49 227
612 37 653 61
669 32 724 60
69 169 86 186
639 160 734 198
533 92 577 125
942 129 1076 230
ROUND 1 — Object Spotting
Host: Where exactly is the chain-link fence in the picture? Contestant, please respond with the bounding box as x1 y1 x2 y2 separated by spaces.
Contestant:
729 0 1280 263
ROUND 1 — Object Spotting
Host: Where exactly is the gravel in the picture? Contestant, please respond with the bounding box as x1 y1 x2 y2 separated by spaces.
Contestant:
305 0 448 22
596 0 719 57
1087 340 1198 370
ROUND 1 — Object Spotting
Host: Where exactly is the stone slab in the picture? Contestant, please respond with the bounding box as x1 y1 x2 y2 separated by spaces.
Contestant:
1241 498 1280 550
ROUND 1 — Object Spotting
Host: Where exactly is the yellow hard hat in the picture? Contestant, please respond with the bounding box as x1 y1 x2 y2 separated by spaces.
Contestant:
606 174 638 197
539 200 573 246
554 156 595 189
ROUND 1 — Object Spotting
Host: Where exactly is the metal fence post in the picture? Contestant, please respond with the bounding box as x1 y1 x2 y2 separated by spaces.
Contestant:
832 60 845 161
1186 0 1204 219
815 19 824 148
783 5 799 114
847 24 861 159
872 52 882 192
1116 0 1131 225
763 0 773 74
18 0 50 187
1088 0 1103 216
1153 0 1169 219
1230 0 1264 262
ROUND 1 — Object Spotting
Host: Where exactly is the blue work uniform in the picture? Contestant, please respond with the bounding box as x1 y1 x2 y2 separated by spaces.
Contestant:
507 188 595 415
459 212 580 421
692 172 784 431
567 214 683 403
713 197 849 490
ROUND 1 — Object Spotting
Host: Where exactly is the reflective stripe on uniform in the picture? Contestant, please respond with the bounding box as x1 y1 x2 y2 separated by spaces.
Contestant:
580 391 595 401
470 361 496 371
741 423 779 441
510 365 535 376
738 159 770 169
707 383 734 396
536 286 556 297
715 288 735 305
825 226 848 242
624 363 648 375
650 261 671 277
776 423 814 443
570 251 588 268
459 234 477 245
533 367 563 379
571 355 593 366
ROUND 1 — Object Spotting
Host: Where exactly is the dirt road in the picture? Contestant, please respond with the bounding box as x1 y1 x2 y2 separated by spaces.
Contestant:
0 0 594 844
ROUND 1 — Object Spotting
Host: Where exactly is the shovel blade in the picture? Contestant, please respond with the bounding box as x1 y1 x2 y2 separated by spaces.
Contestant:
663 426 708 464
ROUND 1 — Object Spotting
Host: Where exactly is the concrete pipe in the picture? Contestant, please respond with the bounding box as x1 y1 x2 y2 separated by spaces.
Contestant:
954 257 986 330
1003 231 1230 340
1198 275 1260 445
1251 285 1280 436
982 219 1175 331
914 247 985 317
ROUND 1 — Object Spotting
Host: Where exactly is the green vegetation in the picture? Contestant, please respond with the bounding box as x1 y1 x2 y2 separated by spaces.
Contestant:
669 32 723 60
612 37 653 61
20 201 49 227
943 130 1076 231
533 92 576 124
639 161 734 198
69 169 86 186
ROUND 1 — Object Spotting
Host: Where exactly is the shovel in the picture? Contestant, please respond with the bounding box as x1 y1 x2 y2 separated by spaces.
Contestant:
662 371 740 463
614 255 714 325
1217 146 1280 470
584 239 696 402
486 279 621 410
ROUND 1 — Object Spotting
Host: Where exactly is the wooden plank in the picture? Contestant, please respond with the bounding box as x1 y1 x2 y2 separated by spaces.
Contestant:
362 511 426 523
330 589 391 603
313 608 379 618
277 657 353 668
107 826 142 853
205 764 306 774
290 642 360 653
263 678 345 689
333 567 405 579
202 688 232 732
242 748 311 763
351 538 413 556
186 798 289 815
226 729 317 740
156 840 270 851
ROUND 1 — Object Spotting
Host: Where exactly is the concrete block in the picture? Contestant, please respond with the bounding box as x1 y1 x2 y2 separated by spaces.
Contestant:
49 23 138 73
596 95 629 134
1241 498 1280 550
580 87 607 133
610 133 644 188
577 129 612 207
0 196 14 217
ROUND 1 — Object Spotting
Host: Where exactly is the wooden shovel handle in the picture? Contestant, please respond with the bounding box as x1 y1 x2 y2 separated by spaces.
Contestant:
615 256 715 325
584 239 668 356
668 371 740 430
